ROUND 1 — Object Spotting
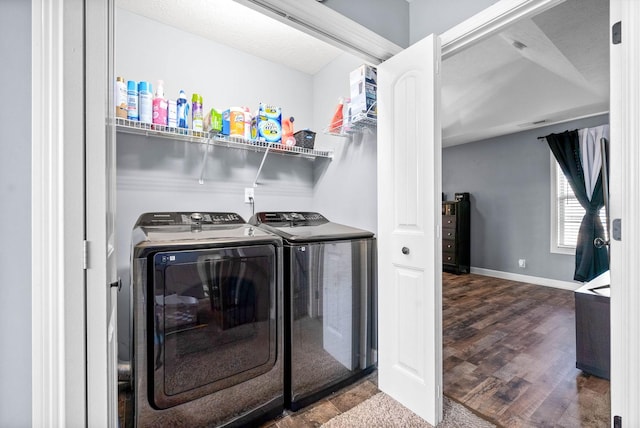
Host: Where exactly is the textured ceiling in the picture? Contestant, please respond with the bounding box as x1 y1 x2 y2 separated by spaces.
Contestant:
441 0 609 146
116 0 344 75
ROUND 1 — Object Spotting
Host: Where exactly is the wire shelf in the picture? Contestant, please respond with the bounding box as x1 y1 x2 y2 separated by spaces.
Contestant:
114 117 333 159
323 105 377 137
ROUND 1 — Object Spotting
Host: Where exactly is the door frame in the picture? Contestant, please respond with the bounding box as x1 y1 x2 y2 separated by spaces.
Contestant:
609 0 640 424
438 0 640 424
31 0 86 426
31 0 116 426
32 0 640 425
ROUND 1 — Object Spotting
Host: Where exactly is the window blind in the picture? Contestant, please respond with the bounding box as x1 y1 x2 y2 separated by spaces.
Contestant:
556 164 607 248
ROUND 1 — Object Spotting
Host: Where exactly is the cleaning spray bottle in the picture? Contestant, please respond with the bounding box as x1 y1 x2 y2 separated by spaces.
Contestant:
138 81 153 124
126 80 138 121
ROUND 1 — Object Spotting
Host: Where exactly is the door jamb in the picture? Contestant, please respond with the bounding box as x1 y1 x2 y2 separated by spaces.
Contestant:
438 0 640 424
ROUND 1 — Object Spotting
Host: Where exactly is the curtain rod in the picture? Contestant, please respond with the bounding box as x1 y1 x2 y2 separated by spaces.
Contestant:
537 124 609 141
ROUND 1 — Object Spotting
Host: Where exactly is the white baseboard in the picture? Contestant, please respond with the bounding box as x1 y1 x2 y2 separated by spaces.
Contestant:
469 267 580 291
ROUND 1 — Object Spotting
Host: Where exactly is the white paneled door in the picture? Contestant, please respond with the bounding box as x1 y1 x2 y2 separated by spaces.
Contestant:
377 34 443 425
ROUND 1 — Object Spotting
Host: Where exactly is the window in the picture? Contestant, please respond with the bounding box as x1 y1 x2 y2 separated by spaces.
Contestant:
550 155 607 254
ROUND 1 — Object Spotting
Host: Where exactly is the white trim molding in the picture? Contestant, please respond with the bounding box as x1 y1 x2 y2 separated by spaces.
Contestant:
31 1 65 422
32 0 86 426
470 267 580 291
234 0 403 64
609 0 640 425
440 0 566 58
85 0 119 424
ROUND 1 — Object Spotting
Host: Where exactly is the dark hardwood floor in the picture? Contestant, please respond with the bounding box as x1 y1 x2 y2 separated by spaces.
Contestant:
443 273 610 427
123 272 610 427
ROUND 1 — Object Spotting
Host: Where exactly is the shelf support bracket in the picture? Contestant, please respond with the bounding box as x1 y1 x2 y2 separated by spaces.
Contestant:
198 138 212 184
253 142 275 187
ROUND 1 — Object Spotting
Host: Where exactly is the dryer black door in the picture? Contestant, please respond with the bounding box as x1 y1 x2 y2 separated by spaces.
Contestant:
149 244 277 409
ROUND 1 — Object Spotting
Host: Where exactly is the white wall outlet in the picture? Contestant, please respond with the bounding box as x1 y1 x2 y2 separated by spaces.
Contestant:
518 259 526 268
244 187 255 203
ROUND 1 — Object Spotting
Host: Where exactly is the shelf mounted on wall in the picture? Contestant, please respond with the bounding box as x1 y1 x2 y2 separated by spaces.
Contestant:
114 117 333 184
323 101 377 137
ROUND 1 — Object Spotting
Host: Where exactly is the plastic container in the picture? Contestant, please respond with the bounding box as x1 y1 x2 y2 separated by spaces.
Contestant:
328 98 344 133
255 103 282 143
191 93 203 132
126 80 138 121
177 90 189 131
229 107 245 138
115 77 127 119
282 116 295 146
167 100 177 128
152 80 168 127
243 107 252 140
221 109 230 135
294 130 316 149
138 81 153 124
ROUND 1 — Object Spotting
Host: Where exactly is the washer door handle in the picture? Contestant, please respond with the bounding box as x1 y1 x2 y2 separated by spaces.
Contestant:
402 247 410 255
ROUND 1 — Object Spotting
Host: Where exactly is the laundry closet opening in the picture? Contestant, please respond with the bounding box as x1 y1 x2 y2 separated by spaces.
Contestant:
439 0 611 425
112 1 381 426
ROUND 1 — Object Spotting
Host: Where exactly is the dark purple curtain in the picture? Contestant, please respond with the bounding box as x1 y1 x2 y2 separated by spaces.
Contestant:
546 130 609 282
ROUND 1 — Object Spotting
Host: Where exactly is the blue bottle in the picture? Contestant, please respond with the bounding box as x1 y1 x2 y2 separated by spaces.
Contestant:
138 81 153 124
177 90 189 132
127 80 138 121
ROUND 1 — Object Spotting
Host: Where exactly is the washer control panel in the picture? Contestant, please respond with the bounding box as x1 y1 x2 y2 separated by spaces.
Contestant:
136 212 245 227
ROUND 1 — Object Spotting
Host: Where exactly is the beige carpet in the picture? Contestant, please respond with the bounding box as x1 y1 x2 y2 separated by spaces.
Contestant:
322 392 496 428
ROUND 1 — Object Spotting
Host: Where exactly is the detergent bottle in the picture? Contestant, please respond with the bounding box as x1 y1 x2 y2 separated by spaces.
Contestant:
282 116 295 146
328 98 344 134
191 93 204 133
152 80 168 127
177 90 189 132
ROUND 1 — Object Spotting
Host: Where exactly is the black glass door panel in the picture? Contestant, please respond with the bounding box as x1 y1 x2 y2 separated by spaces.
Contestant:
150 245 277 409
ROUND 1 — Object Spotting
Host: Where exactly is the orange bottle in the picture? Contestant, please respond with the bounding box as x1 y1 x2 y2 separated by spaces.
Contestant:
282 116 295 146
328 98 344 133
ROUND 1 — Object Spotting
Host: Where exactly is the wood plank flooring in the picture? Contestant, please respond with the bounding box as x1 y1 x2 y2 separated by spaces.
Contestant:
443 273 610 427
123 272 609 427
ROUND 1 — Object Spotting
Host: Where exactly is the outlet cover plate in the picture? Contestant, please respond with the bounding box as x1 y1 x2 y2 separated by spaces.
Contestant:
244 187 255 203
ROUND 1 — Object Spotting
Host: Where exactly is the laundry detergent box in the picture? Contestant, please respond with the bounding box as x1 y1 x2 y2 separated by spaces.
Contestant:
252 103 282 143
204 107 223 134
349 64 377 117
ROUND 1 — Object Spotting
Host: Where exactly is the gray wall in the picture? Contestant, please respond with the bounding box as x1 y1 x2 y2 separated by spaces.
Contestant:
311 54 378 234
115 9 320 359
0 0 32 426
321 0 410 48
442 114 609 282
114 10 376 359
409 0 500 44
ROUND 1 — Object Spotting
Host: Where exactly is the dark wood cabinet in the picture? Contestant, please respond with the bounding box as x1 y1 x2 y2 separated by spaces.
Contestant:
575 283 610 379
442 193 470 274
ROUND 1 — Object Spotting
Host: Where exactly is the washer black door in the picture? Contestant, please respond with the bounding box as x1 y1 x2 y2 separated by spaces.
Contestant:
150 244 277 409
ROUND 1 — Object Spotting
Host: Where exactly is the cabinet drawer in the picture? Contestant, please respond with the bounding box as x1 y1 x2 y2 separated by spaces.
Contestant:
443 215 456 227
443 252 456 265
443 228 456 240
443 240 455 252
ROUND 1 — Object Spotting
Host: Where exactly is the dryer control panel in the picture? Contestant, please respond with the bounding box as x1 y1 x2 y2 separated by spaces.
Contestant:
135 212 246 227
252 212 328 226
